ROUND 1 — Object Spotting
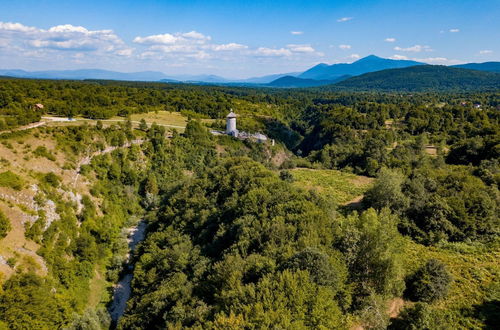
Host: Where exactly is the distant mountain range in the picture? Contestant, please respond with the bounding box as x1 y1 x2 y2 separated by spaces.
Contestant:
0 68 298 85
298 55 424 80
332 65 500 92
0 69 169 81
268 75 349 88
1 55 499 90
239 72 302 84
450 62 500 73
267 56 500 88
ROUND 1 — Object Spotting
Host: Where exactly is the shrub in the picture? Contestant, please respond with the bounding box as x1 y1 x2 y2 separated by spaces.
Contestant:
279 170 294 182
0 171 23 190
33 146 56 161
0 210 12 239
6 257 16 268
42 172 61 187
283 248 339 286
364 167 408 212
389 303 450 330
67 307 111 330
406 259 452 302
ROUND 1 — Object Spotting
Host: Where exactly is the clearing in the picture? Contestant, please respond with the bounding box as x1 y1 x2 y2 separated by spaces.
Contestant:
41 110 215 133
290 168 374 206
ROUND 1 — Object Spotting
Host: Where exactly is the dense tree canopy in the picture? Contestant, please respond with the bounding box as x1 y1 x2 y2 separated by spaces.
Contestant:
0 78 498 329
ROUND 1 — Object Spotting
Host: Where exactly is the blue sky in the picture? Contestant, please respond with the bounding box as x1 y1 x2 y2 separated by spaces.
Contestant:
0 0 498 78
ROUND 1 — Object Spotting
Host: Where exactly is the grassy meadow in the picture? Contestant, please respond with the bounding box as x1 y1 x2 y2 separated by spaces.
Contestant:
290 168 374 206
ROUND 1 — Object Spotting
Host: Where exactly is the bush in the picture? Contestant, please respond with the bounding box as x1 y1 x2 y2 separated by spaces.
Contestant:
0 211 12 239
279 170 294 182
406 259 452 302
283 248 340 286
42 172 61 187
0 171 23 190
67 307 111 330
364 167 408 212
33 146 56 161
389 303 449 330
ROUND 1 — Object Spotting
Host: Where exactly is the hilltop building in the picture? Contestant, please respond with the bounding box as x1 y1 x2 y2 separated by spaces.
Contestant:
211 110 272 144
226 111 238 137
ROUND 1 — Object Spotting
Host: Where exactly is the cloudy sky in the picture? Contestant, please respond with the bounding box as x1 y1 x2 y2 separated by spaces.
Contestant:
0 0 498 78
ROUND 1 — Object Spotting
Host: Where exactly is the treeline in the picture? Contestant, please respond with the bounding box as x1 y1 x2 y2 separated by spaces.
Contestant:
1 77 497 132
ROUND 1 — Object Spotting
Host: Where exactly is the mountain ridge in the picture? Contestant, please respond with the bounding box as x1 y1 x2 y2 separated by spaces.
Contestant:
299 55 424 80
267 75 350 88
0 69 169 81
451 62 500 73
331 65 500 92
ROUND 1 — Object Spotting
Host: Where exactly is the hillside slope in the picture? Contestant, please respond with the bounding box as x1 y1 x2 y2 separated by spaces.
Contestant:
332 65 500 91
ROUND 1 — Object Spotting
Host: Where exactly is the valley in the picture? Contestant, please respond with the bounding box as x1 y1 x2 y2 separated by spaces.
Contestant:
0 77 498 329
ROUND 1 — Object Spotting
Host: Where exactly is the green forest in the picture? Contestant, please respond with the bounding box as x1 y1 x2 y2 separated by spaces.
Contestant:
0 77 498 329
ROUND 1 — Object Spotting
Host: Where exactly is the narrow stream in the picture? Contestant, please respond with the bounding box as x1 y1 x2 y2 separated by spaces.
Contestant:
108 220 147 326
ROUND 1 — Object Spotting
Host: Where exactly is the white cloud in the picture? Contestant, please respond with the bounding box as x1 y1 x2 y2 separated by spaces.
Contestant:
291 31 303 35
254 47 293 57
133 31 210 45
479 50 493 54
390 54 409 60
385 38 396 42
394 45 432 52
116 48 134 56
339 44 351 50
48 24 91 34
390 54 461 65
348 54 360 59
0 21 38 33
287 44 315 53
183 31 208 40
449 28 460 33
0 21 327 75
253 44 322 57
413 57 455 64
337 17 353 22
134 31 251 60
212 43 248 51
0 21 132 56
133 33 178 45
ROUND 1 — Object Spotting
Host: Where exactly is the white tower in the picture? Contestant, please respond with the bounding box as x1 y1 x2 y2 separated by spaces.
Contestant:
226 111 238 137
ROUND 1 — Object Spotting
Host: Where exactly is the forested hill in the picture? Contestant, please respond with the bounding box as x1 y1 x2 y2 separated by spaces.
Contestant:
331 65 500 92
451 62 500 73
267 75 345 88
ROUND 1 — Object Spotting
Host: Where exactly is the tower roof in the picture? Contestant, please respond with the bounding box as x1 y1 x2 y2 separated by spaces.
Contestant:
226 111 237 118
